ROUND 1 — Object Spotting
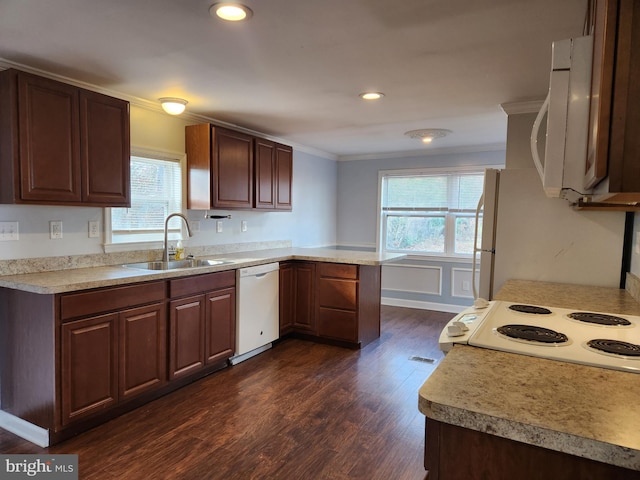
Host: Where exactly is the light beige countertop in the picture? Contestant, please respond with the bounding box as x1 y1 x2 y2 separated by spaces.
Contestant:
0 247 404 294
418 279 640 471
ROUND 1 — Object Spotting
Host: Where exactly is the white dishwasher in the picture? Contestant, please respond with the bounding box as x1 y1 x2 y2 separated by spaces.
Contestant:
229 262 280 365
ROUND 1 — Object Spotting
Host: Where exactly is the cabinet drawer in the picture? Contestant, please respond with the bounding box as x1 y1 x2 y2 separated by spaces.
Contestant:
317 308 357 342
169 270 236 298
318 263 358 280
318 278 357 310
60 281 166 321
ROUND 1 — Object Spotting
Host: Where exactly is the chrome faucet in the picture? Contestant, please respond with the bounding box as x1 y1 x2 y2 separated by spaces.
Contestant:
163 213 193 262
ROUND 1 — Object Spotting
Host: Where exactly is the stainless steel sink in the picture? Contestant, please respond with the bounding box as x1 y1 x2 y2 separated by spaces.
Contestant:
122 259 233 270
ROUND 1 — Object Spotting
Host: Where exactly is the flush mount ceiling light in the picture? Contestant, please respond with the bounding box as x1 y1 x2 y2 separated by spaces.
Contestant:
405 128 452 144
359 92 385 100
159 97 188 115
210 3 253 21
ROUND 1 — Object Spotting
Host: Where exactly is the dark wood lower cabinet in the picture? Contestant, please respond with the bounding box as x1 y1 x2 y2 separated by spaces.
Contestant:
0 271 235 445
205 287 236 364
119 303 166 400
61 313 119 426
168 271 236 380
292 261 317 334
61 301 166 425
169 295 206 379
425 418 640 480
279 261 382 348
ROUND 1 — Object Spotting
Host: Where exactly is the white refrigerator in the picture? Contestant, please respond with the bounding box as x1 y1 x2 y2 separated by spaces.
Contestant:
477 168 626 300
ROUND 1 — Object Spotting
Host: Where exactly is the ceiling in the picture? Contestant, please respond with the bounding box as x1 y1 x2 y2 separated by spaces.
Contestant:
0 0 587 159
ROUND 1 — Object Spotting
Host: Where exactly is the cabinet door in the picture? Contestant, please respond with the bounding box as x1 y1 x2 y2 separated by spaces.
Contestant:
205 287 236 365
61 313 118 425
275 143 293 210
119 303 166 400
80 90 130 206
169 295 205 379
17 72 82 203
585 0 618 189
279 262 295 334
254 137 276 209
213 126 254 209
293 262 316 333
606 0 640 196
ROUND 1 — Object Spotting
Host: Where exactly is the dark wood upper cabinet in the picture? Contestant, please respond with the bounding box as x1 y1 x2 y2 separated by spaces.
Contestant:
186 123 292 211
274 142 293 210
186 124 253 210
255 137 293 211
255 137 277 210
586 0 640 203
80 89 130 205
0 69 130 207
214 127 254 209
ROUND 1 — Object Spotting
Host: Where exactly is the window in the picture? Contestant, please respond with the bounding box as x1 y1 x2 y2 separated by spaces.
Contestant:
106 151 183 249
379 169 485 257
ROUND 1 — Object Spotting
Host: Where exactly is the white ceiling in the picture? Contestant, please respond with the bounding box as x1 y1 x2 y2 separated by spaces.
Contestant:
0 0 587 159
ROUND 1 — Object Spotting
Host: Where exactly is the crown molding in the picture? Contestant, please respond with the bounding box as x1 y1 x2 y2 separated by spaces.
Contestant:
337 142 506 162
0 59 337 161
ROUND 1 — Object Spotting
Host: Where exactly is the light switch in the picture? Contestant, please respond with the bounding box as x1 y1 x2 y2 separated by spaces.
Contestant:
216 221 223 233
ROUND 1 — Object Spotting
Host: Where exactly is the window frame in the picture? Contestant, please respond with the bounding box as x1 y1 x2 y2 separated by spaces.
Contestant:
376 165 499 260
104 146 187 253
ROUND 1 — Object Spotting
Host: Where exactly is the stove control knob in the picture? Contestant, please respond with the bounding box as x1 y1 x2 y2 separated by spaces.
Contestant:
447 322 469 337
453 320 469 331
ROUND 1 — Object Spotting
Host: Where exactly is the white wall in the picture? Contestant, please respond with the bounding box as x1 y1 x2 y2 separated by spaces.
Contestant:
492 111 625 292
0 105 337 261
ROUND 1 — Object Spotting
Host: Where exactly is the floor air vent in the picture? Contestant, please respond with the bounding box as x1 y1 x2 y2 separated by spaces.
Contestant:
409 356 436 364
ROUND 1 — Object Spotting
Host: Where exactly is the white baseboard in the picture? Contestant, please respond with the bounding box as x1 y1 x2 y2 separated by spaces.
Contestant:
381 297 467 314
0 410 49 447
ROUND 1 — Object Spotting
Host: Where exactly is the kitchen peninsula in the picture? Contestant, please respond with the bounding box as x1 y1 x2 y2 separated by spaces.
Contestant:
418 279 640 479
0 245 403 447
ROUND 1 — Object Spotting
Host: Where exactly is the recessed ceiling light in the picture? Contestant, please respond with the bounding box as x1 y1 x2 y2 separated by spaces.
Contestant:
359 92 385 100
405 129 452 144
210 3 253 21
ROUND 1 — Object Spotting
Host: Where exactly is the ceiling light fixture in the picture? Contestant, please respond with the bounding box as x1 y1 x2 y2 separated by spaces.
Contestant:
210 3 253 21
159 97 188 115
405 128 452 144
359 92 385 100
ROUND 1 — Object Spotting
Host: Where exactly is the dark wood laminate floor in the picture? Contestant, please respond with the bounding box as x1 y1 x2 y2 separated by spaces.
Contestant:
0 306 453 479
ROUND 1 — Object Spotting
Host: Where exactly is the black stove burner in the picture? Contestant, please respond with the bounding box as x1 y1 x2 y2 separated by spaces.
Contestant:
508 304 552 315
497 324 568 344
587 339 640 357
568 312 631 326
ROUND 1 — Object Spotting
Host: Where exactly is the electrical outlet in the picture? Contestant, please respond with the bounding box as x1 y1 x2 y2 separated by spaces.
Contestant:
89 220 100 238
191 220 201 233
216 221 223 233
50 221 63 239
241 220 247 232
0 221 19 241
462 280 470 292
